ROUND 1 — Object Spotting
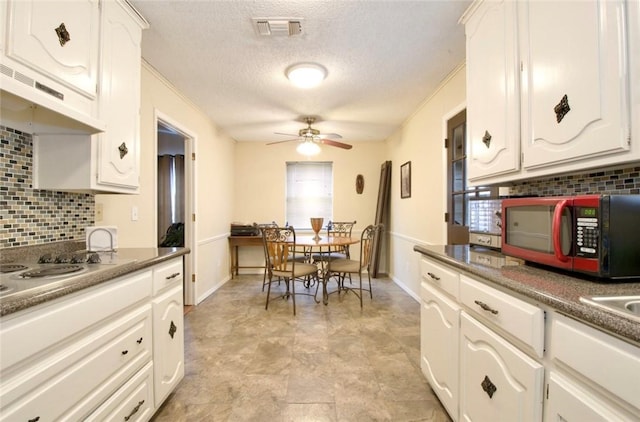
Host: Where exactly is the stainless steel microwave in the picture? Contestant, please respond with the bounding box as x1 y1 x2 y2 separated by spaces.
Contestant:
501 194 640 279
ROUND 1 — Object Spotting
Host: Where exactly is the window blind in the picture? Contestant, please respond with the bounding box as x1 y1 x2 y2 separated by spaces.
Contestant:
286 161 333 229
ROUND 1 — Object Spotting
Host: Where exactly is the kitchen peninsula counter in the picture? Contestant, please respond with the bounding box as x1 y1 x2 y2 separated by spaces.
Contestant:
0 247 190 317
414 244 640 345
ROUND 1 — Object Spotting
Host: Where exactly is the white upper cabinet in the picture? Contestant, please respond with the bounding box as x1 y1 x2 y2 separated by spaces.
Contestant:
32 0 148 193
7 0 100 99
0 0 104 132
462 0 638 185
463 0 521 182
97 0 147 189
520 0 630 169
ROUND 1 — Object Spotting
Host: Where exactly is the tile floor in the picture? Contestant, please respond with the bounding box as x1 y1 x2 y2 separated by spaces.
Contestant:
151 274 451 422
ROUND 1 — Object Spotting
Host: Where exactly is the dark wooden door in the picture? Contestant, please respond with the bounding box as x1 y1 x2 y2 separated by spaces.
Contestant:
446 110 469 245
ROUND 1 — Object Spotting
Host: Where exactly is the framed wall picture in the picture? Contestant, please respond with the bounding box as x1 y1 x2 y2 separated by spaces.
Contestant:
401 161 411 198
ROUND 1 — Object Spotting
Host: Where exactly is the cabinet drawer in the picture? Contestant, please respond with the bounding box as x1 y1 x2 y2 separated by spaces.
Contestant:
421 258 459 299
86 362 154 422
460 312 544 422
460 274 544 358
153 258 183 295
0 305 152 422
0 269 152 373
551 314 640 411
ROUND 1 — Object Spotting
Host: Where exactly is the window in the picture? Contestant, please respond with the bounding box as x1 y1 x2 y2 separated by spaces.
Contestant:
286 161 333 229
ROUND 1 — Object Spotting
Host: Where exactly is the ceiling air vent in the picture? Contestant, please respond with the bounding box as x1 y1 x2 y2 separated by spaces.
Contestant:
253 18 303 36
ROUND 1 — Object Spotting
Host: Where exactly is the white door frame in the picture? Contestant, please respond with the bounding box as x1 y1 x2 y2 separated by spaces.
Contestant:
154 109 197 306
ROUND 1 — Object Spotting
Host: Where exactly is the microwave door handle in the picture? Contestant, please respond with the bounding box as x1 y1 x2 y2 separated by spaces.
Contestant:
553 200 571 262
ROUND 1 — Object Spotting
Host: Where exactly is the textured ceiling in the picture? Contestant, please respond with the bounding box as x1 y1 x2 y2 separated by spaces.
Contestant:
130 0 471 144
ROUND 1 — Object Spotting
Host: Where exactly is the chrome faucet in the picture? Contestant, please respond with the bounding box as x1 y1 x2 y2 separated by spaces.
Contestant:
87 227 116 252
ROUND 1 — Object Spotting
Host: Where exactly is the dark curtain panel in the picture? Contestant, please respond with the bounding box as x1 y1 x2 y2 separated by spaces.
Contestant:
158 155 173 244
174 154 185 224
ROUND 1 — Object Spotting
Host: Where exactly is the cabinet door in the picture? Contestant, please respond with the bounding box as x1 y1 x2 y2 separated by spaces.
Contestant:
459 312 543 422
421 282 460 421
6 0 99 98
152 285 184 407
465 0 521 182
520 0 630 169
545 371 636 422
97 0 143 189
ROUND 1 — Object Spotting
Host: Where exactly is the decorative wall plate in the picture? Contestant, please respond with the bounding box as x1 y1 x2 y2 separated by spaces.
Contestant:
356 174 364 194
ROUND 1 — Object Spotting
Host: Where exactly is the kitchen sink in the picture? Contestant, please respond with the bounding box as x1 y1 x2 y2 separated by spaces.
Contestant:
580 295 640 322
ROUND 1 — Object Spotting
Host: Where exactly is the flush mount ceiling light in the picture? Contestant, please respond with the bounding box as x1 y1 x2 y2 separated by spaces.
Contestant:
296 139 321 156
286 63 327 89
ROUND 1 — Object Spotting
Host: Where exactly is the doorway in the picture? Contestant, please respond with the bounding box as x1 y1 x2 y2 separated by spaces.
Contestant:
157 122 185 248
156 113 196 306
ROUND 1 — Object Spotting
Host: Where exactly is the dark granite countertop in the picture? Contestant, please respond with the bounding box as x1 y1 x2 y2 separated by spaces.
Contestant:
414 244 640 346
1 246 190 317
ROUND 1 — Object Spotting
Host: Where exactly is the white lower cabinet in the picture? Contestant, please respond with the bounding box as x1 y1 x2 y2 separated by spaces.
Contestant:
421 281 460 420
419 255 640 422
419 257 544 422
152 285 185 407
151 257 185 407
460 312 544 421
546 313 640 421
0 270 153 421
0 257 185 421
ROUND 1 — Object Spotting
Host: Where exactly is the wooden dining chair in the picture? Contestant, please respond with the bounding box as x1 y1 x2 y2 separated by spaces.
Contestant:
261 225 320 315
324 224 382 307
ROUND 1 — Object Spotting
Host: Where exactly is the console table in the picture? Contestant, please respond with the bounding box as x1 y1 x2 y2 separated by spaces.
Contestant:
228 235 264 278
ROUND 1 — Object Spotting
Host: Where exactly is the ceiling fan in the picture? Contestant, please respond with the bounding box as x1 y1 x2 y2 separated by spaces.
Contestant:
267 117 353 151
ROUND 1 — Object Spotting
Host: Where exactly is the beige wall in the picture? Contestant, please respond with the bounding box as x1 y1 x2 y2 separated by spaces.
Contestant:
233 141 386 226
386 64 466 299
97 62 236 303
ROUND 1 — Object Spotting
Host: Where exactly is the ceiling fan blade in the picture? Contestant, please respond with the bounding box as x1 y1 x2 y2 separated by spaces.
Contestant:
319 138 352 150
274 132 299 137
266 138 300 145
318 133 343 139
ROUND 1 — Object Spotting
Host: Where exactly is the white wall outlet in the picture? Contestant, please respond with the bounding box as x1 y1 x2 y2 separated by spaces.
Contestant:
131 205 139 221
95 203 103 222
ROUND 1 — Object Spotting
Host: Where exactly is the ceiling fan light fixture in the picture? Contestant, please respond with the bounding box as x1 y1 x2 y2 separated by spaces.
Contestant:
286 63 327 89
296 140 321 156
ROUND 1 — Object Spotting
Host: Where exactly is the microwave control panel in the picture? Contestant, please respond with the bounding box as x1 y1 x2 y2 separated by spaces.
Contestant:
575 207 599 257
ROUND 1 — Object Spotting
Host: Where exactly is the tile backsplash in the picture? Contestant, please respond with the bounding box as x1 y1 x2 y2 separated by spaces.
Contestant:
508 166 640 196
1 125 94 248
